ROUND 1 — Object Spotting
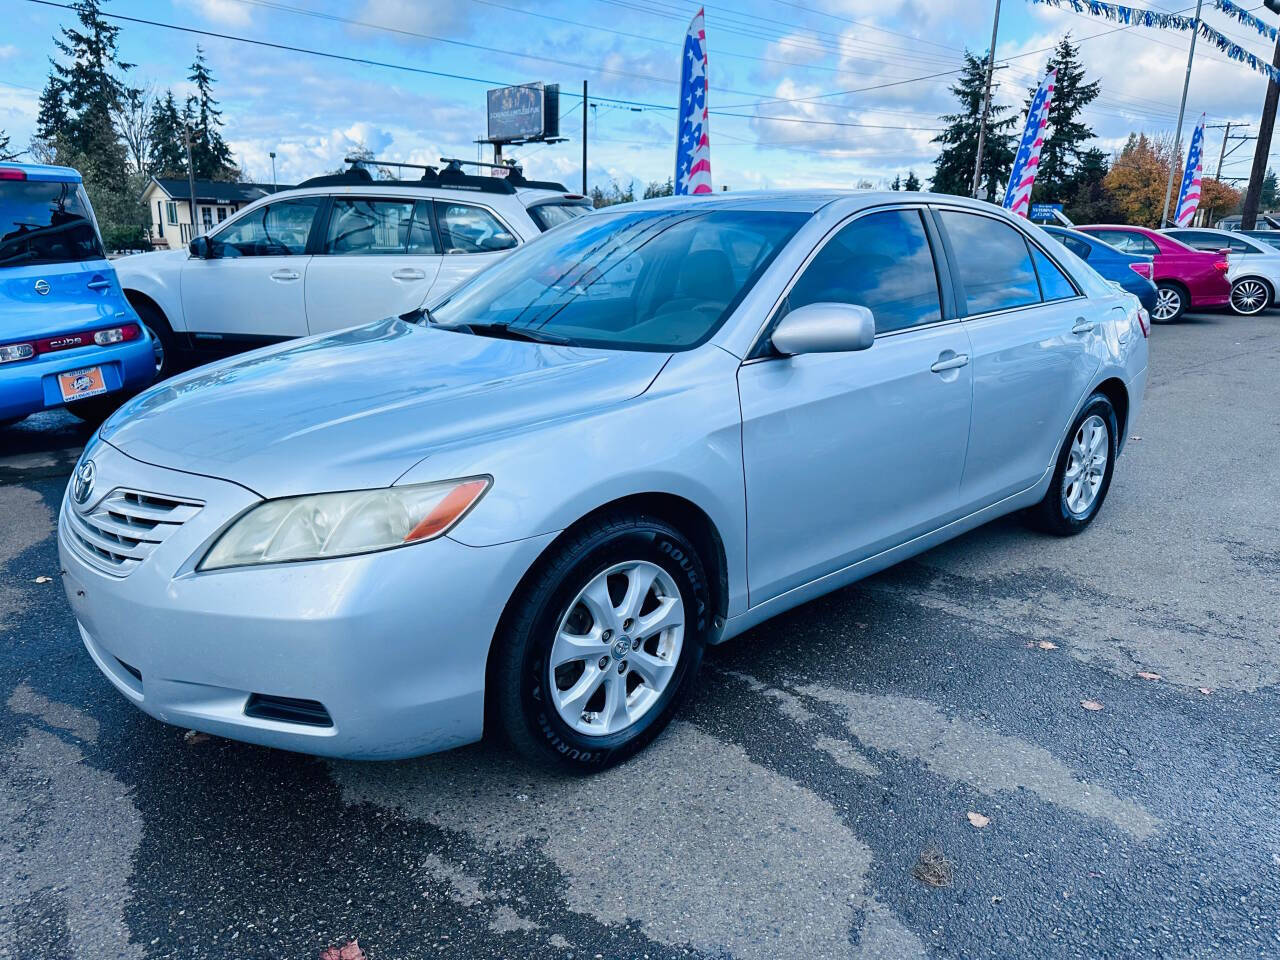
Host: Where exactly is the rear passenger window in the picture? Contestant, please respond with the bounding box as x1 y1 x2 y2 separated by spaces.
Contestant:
785 208 942 335
1030 246 1078 301
324 198 428 255
1057 234 1092 261
435 202 517 254
1100 230 1159 256
939 210 1040 314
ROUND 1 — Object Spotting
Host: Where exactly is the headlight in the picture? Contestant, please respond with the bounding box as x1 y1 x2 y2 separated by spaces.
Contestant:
199 476 490 570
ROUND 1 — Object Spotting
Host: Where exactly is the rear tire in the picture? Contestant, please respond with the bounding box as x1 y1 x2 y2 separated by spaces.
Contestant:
1026 393 1119 536
1230 277 1271 316
490 512 711 773
1152 282 1186 323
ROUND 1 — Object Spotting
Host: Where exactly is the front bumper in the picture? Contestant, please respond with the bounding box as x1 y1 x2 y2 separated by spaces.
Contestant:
0 334 155 421
58 440 555 759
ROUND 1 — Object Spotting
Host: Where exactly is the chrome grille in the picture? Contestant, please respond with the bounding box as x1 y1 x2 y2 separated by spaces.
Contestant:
66 488 203 576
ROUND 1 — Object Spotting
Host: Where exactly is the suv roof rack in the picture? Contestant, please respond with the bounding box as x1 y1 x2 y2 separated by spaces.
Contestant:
295 156 569 195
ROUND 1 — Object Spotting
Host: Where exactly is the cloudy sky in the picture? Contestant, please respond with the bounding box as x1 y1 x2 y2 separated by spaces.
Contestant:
0 0 1272 191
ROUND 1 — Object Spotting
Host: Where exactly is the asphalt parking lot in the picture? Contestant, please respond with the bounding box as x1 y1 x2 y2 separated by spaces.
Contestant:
2 309 1279 960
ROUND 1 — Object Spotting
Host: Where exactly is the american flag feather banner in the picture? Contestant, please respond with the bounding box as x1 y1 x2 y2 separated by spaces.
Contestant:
1174 114 1206 227
675 8 711 195
1003 69 1057 218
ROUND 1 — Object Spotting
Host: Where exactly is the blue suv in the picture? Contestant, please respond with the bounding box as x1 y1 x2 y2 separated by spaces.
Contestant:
1 163 157 428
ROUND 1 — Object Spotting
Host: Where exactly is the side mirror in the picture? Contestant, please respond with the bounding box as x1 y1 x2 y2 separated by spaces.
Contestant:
770 302 876 356
188 236 211 259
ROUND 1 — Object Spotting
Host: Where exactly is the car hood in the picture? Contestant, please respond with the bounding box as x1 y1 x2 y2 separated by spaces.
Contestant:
100 317 671 498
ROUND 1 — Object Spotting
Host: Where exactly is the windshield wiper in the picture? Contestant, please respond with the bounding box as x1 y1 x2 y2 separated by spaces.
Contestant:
441 321 573 345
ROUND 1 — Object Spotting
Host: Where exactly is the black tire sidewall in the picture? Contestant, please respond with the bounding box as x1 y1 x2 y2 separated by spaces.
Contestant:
129 298 179 380
1040 395 1119 535
502 517 711 771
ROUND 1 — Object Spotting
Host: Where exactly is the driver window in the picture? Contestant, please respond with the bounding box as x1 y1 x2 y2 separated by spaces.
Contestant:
784 209 943 334
211 197 323 257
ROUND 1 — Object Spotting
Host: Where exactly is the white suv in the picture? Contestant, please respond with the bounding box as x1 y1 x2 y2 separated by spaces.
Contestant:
116 161 593 376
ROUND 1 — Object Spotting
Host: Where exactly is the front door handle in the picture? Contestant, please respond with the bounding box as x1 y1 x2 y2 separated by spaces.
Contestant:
392 268 427 281
86 277 112 291
930 353 970 373
270 269 300 282
1072 318 1097 335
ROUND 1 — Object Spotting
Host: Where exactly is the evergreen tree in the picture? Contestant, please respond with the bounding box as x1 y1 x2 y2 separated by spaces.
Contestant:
1027 35 1099 202
0 129 16 161
930 50 1017 202
904 171 921 191
890 174 902 191
49 0 132 174
185 46 236 180
35 77 68 142
1261 169 1278 210
147 89 188 177
1063 146 1119 224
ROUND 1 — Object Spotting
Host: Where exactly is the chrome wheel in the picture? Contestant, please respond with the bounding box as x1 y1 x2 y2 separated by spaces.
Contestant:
142 323 165 374
549 560 684 737
1231 279 1270 316
1153 286 1182 322
1062 414 1109 517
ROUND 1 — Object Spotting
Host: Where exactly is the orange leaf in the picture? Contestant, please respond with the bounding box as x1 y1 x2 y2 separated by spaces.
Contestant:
1136 671 1162 681
966 811 990 828
1081 699 1104 711
1038 641 1058 650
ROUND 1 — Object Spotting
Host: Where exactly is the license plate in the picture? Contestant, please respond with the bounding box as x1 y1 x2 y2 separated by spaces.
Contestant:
58 366 108 402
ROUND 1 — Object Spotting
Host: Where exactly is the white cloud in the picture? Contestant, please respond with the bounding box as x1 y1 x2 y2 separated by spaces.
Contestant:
355 0 478 40
176 0 253 28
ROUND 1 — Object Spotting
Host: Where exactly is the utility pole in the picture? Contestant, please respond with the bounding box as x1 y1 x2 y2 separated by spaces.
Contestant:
1160 0 1203 228
269 151 277 192
582 80 588 194
971 0 1003 199
183 125 198 238
1214 122 1233 181
1241 33 1280 229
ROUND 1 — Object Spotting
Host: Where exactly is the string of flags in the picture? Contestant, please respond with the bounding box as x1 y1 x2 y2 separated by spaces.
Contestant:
1031 0 1280 86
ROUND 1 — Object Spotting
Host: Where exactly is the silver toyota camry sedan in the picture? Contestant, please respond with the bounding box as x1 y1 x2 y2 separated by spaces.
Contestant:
59 191 1149 771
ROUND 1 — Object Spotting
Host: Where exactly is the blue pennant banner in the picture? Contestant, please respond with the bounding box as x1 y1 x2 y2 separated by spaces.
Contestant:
1031 0 1280 85
1214 0 1277 42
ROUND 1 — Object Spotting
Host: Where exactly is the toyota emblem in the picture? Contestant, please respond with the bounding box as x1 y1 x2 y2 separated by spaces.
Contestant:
73 459 96 506
34 279 51 296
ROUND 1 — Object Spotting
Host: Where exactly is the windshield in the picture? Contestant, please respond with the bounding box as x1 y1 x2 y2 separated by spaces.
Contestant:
0 180 105 268
527 201 592 232
431 207 808 351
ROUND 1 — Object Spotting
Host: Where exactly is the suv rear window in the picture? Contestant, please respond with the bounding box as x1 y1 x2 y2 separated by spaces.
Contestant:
0 180 105 267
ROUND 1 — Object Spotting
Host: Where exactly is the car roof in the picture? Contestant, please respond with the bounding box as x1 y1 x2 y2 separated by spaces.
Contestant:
0 162 83 183
593 189 1023 215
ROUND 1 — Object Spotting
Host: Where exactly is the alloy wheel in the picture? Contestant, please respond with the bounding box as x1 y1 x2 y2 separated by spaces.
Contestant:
1231 279 1269 316
548 560 684 737
1153 287 1182 322
1062 414 1109 517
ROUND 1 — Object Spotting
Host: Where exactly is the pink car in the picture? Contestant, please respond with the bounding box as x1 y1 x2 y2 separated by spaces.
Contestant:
1077 225 1231 322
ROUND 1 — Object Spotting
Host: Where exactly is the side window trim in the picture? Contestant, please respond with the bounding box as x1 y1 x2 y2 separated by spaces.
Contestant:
745 203 953 360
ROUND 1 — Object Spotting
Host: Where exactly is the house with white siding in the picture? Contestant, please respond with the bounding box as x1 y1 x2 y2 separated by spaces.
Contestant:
142 178 291 248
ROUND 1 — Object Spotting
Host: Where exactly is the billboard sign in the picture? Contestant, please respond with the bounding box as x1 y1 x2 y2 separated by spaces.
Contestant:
487 83 559 142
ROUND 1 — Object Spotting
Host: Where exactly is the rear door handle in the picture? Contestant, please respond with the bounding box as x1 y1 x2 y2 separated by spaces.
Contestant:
270 269 300 282
930 353 969 373
392 268 427 281
1072 318 1097 335
86 277 112 290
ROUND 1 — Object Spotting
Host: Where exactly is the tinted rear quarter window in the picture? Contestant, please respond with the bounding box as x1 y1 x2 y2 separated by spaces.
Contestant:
1056 233 1093 261
1098 230 1158 256
1030 246 1078 301
436 202 517 253
939 210 1040 314
0 180 104 267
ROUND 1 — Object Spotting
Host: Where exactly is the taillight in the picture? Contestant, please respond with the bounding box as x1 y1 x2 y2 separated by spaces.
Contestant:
1213 260 1229 272
94 323 141 345
1136 307 1150 339
0 167 26 181
1128 261 1152 279
31 324 142 356
0 342 35 363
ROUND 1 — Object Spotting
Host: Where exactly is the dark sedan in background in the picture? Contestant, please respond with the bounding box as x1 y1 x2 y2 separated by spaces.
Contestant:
1043 225 1158 314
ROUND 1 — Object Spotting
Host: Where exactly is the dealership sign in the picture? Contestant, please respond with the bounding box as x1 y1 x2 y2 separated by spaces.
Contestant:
486 83 561 142
1029 203 1064 222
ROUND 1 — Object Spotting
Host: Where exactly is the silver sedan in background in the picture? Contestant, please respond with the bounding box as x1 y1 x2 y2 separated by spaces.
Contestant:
59 191 1149 771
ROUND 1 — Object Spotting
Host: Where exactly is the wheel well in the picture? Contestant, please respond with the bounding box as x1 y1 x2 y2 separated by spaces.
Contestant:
1094 377 1130 440
1157 278 1190 301
123 289 172 332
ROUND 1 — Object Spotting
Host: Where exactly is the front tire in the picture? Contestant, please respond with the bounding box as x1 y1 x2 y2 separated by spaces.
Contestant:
1152 282 1186 323
1230 277 1271 316
1026 393 1119 536
128 297 181 380
490 513 712 773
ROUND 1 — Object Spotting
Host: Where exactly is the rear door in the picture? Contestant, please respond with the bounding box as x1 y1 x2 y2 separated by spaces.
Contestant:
426 200 520 299
936 207 1104 509
179 196 324 346
304 197 442 333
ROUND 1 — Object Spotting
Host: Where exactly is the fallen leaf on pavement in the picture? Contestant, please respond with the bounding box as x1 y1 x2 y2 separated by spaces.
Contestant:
320 941 367 960
1199 687 1212 696
1136 671 1162 681
1038 641 1058 650
1081 699 1104 711
1129 435 1142 441
966 811 990 828
34 576 53 584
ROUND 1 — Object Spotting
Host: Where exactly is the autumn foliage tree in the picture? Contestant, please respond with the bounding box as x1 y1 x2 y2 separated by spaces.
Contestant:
1104 132 1239 226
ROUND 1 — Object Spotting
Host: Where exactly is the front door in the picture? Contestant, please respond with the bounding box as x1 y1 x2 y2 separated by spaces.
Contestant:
304 197 443 334
934 208 1103 508
179 196 324 346
738 207 973 605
